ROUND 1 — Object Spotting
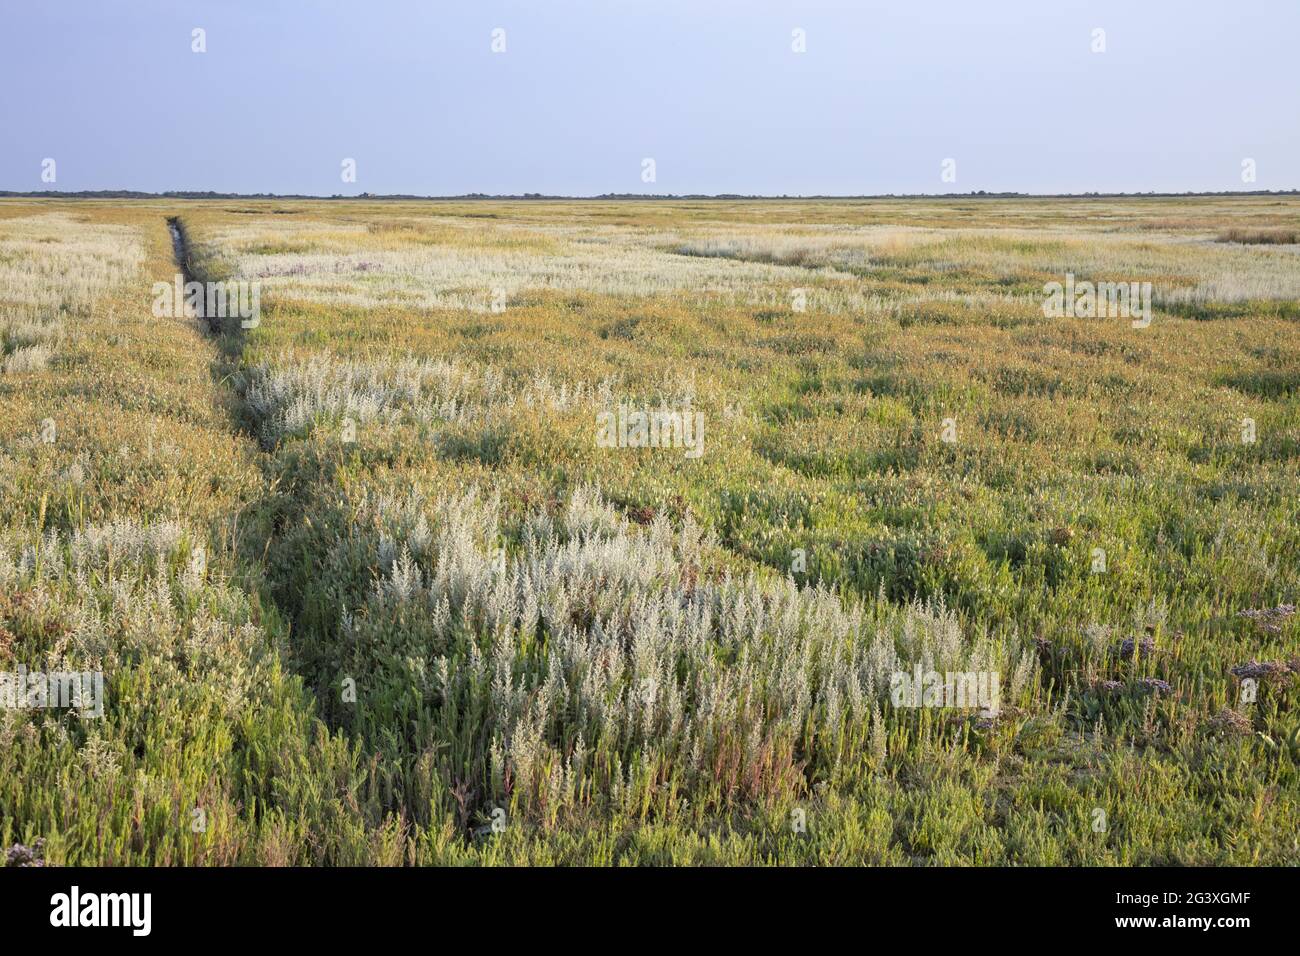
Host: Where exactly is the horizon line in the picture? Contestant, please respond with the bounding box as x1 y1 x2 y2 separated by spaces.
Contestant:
3 189 1299 202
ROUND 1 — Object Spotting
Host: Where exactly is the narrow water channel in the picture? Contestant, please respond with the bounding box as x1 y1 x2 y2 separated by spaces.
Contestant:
167 217 185 267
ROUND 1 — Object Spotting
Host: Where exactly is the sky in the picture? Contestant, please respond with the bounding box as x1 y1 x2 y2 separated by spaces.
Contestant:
2 0 1297 196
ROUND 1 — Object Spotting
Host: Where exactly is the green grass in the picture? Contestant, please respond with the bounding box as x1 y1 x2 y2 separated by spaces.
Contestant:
2 196 1298 865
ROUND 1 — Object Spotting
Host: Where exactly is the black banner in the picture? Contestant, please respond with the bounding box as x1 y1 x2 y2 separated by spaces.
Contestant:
0 866 1281 941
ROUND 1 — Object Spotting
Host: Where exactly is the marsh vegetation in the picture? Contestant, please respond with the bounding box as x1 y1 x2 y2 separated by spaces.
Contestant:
2 196 1297 864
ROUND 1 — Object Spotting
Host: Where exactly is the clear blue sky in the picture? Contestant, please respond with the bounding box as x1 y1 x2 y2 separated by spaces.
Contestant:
2 0 1296 195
